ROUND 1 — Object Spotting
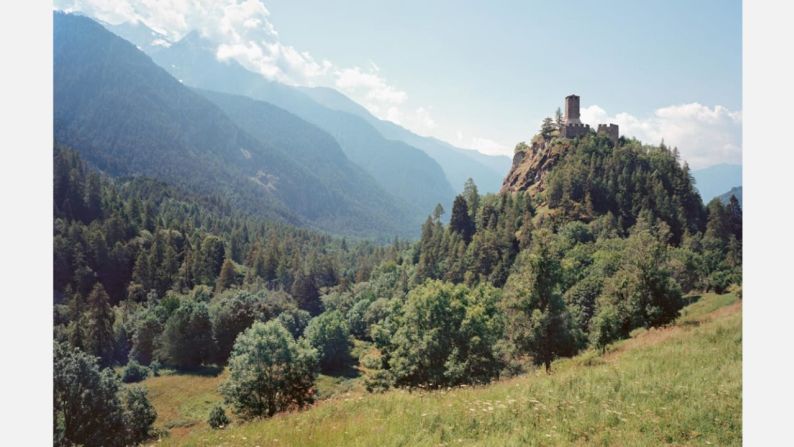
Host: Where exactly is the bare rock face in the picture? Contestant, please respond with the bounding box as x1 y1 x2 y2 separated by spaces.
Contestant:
500 138 566 194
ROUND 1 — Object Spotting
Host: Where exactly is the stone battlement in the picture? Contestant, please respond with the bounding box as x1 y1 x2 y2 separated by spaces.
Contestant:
597 124 619 145
561 122 590 139
559 95 619 145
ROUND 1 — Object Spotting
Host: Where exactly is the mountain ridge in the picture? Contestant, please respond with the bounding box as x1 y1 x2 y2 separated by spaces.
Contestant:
299 85 511 193
147 32 456 218
54 12 415 238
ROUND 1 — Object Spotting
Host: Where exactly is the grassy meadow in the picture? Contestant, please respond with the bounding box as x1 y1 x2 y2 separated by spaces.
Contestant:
142 292 741 446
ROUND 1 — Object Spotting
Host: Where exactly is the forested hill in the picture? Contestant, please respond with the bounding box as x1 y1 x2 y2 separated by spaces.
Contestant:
54 12 417 239
53 145 394 308
53 88 743 445
501 132 706 244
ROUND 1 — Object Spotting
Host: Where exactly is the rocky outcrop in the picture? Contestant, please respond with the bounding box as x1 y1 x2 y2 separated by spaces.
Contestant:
499 138 566 194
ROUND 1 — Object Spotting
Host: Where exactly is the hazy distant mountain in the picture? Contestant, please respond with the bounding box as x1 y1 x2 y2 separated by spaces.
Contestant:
100 18 171 52
196 87 424 229
54 12 415 238
149 32 455 217
717 186 742 207
299 86 511 193
691 164 742 203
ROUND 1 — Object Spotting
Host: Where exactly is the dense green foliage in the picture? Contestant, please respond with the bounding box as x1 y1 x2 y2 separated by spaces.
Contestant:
344 134 739 388
220 321 319 418
154 292 742 446
543 136 706 243
502 231 579 371
121 360 149 383
54 343 157 446
303 311 353 373
53 146 393 366
157 300 214 369
123 386 158 442
371 281 506 389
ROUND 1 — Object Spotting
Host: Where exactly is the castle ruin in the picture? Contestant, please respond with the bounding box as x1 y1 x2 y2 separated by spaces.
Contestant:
559 94 619 145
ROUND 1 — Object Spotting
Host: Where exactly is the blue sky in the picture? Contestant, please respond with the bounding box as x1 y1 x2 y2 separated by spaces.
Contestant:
55 0 742 167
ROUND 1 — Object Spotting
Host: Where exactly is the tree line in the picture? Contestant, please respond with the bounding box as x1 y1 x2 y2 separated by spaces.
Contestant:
53 130 742 443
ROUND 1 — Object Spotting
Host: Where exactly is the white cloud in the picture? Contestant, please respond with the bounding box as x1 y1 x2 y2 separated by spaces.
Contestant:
383 106 438 136
335 66 407 107
580 103 742 169
455 133 510 156
54 0 438 137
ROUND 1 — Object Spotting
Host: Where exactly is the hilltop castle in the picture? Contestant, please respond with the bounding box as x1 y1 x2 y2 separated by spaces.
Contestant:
559 94 619 145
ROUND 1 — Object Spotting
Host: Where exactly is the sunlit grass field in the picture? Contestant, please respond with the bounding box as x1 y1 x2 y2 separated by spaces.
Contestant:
143 292 741 446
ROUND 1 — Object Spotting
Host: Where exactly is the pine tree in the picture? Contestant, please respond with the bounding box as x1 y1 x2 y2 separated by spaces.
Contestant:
502 230 577 372
449 195 475 243
541 117 556 139
67 289 86 350
216 257 237 292
84 283 116 367
725 195 742 241
291 269 321 315
432 203 445 222
463 178 480 221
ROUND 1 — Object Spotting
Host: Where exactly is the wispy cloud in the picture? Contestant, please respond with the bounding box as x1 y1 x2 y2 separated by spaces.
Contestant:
580 103 742 169
455 132 510 156
54 0 436 138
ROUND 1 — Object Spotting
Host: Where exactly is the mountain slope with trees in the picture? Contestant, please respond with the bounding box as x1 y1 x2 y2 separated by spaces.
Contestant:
54 13 414 238
194 88 422 229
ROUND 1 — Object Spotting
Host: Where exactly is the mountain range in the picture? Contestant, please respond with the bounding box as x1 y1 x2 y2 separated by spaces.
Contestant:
54 12 417 238
57 12 741 240
104 20 511 195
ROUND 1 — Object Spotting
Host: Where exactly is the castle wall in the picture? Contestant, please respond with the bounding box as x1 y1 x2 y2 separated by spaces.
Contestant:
561 123 590 139
597 124 619 145
559 95 619 144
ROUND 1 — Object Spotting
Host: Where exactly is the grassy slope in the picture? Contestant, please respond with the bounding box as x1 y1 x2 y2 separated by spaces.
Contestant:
146 293 741 446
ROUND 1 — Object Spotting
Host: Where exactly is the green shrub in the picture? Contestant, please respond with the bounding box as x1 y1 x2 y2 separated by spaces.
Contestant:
304 311 353 373
149 360 161 377
121 360 149 383
376 280 505 389
210 291 268 364
207 405 230 429
220 320 318 419
130 311 161 366
346 299 371 339
123 386 157 443
54 342 125 446
55 342 156 446
277 308 311 339
157 300 214 369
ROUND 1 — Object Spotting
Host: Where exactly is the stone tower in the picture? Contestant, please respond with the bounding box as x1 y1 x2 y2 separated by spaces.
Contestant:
564 94 582 125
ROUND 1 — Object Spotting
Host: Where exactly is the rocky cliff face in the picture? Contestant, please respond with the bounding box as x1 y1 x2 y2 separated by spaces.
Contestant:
500 138 567 194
